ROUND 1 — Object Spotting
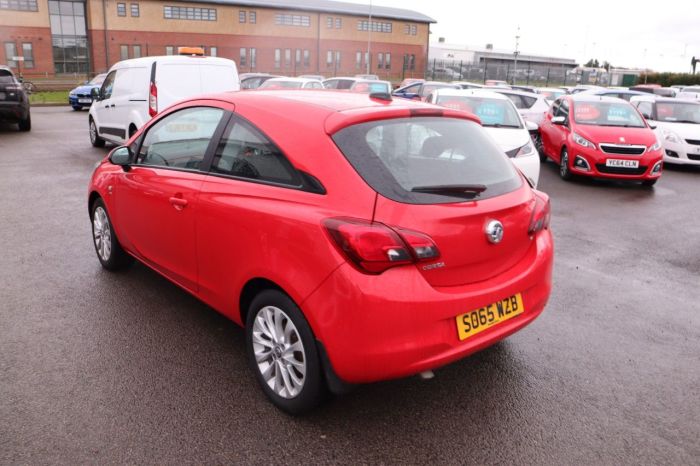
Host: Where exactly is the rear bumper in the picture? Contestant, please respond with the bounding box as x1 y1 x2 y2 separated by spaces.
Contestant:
0 102 29 121
302 230 554 384
69 95 93 107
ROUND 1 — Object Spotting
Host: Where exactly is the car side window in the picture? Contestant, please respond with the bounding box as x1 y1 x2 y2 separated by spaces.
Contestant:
136 107 224 170
100 70 116 99
210 117 302 186
521 95 537 109
504 93 524 109
551 99 560 116
559 100 570 123
337 79 354 90
401 83 421 94
637 101 653 119
323 79 339 89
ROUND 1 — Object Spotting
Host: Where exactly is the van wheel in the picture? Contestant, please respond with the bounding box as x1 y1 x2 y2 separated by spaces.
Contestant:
18 114 31 132
90 118 105 147
246 289 326 415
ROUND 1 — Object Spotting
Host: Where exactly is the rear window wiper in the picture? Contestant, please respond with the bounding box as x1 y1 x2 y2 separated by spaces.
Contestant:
411 184 487 198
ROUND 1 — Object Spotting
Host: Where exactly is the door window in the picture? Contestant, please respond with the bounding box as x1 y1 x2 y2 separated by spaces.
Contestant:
100 70 116 99
136 107 224 170
211 117 301 186
637 101 653 118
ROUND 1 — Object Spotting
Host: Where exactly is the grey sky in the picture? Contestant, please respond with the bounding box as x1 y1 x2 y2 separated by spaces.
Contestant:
355 0 699 72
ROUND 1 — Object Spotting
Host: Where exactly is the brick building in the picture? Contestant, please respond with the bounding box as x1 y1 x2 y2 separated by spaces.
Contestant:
0 0 433 79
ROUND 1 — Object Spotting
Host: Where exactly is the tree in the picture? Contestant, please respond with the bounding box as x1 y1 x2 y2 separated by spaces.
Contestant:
602 61 611 71
584 59 600 68
692 57 697 74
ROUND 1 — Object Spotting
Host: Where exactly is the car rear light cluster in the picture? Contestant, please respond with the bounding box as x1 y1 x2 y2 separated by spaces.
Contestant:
148 82 158 117
323 218 440 274
528 192 551 235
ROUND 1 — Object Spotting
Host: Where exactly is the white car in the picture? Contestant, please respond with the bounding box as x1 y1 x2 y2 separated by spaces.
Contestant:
490 88 551 126
427 88 540 186
632 96 700 166
322 76 360 90
89 50 239 147
258 77 325 90
677 86 700 102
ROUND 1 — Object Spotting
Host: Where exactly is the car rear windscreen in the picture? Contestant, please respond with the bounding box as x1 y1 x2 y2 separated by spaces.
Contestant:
332 117 522 204
0 69 16 83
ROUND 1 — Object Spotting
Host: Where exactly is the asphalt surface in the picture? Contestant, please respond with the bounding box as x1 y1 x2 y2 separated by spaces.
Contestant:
1 107 699 465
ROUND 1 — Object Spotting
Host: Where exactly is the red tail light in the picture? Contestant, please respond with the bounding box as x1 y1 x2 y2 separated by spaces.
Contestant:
148 82 158 117
323 218 440 274
528 192 551 234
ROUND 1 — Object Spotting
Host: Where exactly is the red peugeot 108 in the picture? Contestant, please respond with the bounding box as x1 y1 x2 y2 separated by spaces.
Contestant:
88 91 553 414
539 95 663 186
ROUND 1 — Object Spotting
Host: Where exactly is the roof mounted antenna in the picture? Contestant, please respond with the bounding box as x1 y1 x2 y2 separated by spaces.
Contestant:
369 91 392 102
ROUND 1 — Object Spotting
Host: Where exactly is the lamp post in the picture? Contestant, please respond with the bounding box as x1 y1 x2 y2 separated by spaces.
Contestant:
513 26 520 85
366 0 372 74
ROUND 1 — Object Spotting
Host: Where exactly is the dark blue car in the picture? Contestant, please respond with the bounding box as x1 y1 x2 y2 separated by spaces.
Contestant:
68 73 107 111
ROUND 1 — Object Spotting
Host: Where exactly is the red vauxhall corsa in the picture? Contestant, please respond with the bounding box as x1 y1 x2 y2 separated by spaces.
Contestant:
88 90 553 414
539 95 664 186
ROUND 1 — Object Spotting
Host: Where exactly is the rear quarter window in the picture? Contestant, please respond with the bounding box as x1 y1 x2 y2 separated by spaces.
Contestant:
0 69 17 83
332 117 522 204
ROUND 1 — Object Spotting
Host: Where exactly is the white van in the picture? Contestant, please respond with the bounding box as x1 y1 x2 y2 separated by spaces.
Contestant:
89 52 239 147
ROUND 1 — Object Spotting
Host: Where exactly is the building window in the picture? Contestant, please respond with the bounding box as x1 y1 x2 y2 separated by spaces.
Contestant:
164 6 217 21
120 45 128 60
117 3 126 16
275 14 310 27
0 0 38 11
409 54 415 70
250 48 256 68
326 16 333 28
4 42 17 68
239 10 246 23
21 43 34 69
411 24 417 35
295 48 301 67
355 51 361 70
326 50 332 67
357 20 392 33
130 3 139 17
335 51 341 68
274 49 280 68
335 18 342 28
210 46 217 57
404 24 417 35
365 52 370 69
49 0 89 74
385 52 391 70
377 52 383 69
165 46 174 55
249 11 256 23
303 49 309 68
132 45 141 58
239 47 246 67
284 48 291 68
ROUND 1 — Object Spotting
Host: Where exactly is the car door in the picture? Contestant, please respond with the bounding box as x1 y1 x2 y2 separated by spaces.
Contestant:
113 104 229 291
549 99 571 163
95 70 119 140
540 99 560 157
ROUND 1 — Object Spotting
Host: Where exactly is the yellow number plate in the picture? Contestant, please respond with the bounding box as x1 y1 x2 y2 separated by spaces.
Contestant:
456 294 525 341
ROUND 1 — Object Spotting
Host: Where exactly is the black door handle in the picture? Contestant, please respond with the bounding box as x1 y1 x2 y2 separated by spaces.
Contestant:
110 104 115 108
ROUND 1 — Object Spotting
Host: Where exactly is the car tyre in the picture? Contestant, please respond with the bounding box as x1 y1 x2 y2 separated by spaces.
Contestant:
559 148 573 181
246 289 326 415
18 114 31 132
91 198 132 270
89 117 105 148
72 106 82 111
642 179 658 187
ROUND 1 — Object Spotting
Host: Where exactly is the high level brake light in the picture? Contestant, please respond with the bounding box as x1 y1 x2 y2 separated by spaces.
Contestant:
323 218 440 274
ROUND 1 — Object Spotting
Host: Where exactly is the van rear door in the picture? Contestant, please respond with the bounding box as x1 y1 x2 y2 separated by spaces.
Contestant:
157 60 238 110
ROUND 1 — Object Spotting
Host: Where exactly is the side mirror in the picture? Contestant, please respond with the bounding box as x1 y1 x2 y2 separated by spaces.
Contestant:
648 123 657 130
109 146 132 169
640 112 651 120
83 80 89 85
91 87 100 100
525 120 539 133
551 116 566 126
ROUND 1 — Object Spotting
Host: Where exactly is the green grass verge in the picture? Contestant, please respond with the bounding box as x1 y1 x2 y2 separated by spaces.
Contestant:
30 90 69 105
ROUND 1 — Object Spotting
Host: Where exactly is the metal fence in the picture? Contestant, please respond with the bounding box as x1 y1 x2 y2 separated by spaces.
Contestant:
427 58 611 87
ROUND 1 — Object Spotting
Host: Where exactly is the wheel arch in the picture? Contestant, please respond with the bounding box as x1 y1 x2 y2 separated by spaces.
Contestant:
88 191 102 217
239 277 286 327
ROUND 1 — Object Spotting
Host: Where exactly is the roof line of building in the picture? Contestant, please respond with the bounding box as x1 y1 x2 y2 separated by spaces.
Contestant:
178 0 436 23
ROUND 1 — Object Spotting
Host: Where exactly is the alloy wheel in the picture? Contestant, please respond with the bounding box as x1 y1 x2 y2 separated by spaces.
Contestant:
93 206 112 262
252 305 306 399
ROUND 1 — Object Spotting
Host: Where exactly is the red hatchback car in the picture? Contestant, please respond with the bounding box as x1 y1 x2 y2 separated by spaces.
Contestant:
539 95 663 186
88 91 553 413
